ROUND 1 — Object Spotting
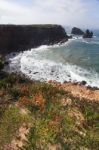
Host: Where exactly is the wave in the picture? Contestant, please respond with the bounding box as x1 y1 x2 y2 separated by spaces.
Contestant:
5 45 99 88
81 35 99 45
82 40 99 45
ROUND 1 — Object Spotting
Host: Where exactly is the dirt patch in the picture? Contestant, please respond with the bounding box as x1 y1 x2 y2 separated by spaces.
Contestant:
49 81 99 102
10 124 29 150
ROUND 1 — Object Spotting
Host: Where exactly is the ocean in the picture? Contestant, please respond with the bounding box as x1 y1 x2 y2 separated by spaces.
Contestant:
5 29 99 88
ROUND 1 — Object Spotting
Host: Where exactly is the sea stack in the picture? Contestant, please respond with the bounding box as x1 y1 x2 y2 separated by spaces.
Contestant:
83 29 93 38
71 27 84 35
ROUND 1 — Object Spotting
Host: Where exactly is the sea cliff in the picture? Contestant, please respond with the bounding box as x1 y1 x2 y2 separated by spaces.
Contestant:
0 24 69 55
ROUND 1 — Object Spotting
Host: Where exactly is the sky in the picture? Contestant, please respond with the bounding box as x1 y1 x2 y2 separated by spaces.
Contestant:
0 0 99 29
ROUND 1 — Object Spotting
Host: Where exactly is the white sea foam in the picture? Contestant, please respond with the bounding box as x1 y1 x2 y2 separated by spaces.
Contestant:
5 44 99 88
81 35 99 45
82 40 99 45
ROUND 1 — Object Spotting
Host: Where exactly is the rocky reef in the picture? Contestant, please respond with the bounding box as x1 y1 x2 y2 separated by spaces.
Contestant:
71 27 84 35
0 24 69 55
83 29 93 38
71 27 93 38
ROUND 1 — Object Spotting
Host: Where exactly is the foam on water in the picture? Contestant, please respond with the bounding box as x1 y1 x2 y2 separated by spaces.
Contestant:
82 39 99 45
5 43 99 88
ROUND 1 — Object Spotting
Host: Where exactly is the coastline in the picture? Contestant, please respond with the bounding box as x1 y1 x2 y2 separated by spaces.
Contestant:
0 0 99 147
0 24 99 99
0 24 70 55
2 67 99 102
2 41 99 92
48 80 99 102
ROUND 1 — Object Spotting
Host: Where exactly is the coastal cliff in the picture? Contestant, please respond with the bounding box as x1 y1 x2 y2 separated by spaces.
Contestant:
0 24 68 54
0 25 99 149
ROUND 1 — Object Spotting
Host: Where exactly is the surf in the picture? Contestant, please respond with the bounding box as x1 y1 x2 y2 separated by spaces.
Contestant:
5 39 99 88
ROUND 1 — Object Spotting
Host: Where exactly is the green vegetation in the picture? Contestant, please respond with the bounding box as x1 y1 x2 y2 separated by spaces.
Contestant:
0 71 99 149
0 106 32 149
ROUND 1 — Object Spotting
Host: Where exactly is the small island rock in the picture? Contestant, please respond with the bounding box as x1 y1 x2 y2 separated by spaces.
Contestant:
83 29 93 38
71 27 84 35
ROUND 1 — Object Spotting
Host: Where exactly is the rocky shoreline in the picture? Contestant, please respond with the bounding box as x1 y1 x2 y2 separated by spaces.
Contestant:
0 25 99 150
0 24 96 91
0 24 93 56
0 24 71 55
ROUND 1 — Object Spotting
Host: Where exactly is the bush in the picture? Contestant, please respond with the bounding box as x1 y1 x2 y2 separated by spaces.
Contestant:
0 60 4 71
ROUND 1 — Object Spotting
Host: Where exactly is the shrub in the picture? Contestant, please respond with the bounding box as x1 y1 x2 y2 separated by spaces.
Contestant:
0 60 4 71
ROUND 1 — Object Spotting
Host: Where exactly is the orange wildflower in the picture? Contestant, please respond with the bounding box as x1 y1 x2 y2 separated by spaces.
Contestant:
32 92 45 106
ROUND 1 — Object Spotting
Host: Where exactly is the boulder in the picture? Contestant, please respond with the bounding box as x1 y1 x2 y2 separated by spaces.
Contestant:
71 27 84 35
81 81 87 86
83 29 93 38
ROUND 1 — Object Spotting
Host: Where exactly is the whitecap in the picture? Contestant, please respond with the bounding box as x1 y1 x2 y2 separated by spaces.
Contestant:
5 44 99 88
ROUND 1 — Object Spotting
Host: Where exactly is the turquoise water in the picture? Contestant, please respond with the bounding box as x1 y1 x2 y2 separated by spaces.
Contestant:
6 30 99 88
46 35 99 72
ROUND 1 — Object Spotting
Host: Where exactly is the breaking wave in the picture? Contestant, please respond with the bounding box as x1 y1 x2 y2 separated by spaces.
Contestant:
5 43 99 88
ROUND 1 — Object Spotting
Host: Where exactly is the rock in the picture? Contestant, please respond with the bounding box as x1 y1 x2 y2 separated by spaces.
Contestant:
51 69 55 73
60 38 68 44
81 81 87 85
29 70 32 74
64 81 67 84
68 35 72 39
0 24 69 55
4 61 9 65
67 74 71 78
33 72 38 74
71 27 84 35
83 29 93 38
73 82 78 85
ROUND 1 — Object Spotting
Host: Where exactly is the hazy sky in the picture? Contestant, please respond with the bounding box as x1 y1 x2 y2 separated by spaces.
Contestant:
0 0 99 28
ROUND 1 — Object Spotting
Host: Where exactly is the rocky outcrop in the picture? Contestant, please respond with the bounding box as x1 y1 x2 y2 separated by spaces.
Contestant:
83 29 93 38
71 27 84 35
0 25 69 55
71 27 93 38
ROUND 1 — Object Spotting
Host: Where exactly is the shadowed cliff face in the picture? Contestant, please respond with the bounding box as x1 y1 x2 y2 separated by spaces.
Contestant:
0 25 68 54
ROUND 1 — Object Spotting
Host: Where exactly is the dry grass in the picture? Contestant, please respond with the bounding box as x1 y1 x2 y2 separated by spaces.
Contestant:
49 81 99 102
0 72 99 150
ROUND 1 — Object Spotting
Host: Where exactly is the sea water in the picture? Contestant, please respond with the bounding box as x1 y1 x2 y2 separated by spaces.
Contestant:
5 29 99 88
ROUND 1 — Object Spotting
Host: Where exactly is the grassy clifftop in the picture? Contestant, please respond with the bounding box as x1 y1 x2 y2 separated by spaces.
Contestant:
0 68 99 149
0 24 62 28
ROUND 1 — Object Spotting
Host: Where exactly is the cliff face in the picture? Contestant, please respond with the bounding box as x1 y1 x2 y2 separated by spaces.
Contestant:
0 25 68 54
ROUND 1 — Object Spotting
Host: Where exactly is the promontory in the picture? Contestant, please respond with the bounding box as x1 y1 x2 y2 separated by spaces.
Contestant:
0 24 70 55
